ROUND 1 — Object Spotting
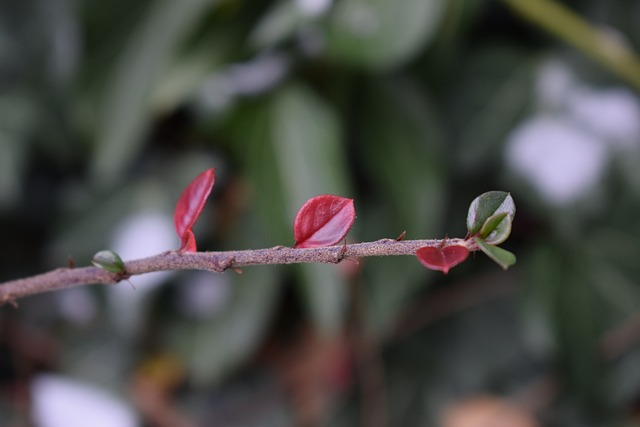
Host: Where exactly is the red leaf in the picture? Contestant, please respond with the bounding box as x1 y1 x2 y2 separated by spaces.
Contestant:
416 245 469 274
180 230 197 252
174 168 215 252
294 195 356 248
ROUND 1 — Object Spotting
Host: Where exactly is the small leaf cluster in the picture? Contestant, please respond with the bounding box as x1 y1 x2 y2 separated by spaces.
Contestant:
466 191 517 270
415 191 516 274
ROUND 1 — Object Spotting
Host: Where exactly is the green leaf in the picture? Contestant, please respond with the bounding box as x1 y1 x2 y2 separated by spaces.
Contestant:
325 0 445 69
479 212 507 238
359 78 446 238
467 191 515 235
91 250 126 273
474 237 516 270
249 1 303 50
0 94 32 209
150 33 230 113
524 242 603 399
479 212 513 245
92 0 219 186
454 45 534 173
185 266 280 387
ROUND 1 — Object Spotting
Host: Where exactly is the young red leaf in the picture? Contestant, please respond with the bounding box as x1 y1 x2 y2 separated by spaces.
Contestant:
416 245 469 274
174 168 215 252
180 230 197 252
294 195 356 248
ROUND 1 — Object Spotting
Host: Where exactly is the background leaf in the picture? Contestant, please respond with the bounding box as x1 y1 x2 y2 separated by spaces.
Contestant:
4 0 640 424
91 0 220 186
271 84 352 332
325 0 445 69
220 83 351 332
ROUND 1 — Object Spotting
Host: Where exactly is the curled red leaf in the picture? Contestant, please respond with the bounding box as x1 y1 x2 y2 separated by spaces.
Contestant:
416 245 469 274
180 230 197 252
174 168 215 252
294 195 356 248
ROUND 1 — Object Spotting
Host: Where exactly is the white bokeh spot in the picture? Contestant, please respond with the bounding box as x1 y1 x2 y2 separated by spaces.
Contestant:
295 0 332 17
535 60 575 110
505 116 608 205
567 87 640 150
108 211 176 333
31 374 138 427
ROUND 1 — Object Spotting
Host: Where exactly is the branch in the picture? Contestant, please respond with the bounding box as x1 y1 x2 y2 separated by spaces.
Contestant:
0 238 473 304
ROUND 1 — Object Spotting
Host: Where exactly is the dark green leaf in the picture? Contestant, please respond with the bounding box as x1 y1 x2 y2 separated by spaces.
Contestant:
474 237 516 270
359 79 446 238
453 45 534 173
249 1 302 49
91 0 219 185
467 191 515 235
91 250 126 273
524 242 604 401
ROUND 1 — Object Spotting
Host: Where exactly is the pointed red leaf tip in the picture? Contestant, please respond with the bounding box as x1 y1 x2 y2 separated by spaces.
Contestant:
294 195 356 248
174 168 215 252
416 245 469 274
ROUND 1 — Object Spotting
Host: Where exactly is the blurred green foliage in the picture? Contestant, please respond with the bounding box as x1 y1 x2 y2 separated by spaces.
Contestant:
2 0 640 425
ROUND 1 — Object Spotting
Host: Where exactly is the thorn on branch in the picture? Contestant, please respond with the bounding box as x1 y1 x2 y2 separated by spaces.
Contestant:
333 241 348 264
118 270 130 281
109 272 130 284
376 238 395 244
395 230 407 241
215 256 236 272
1 294 18 308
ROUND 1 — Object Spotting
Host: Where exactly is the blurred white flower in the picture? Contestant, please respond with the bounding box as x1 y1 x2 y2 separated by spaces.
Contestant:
176 272 231 319
198 54 289 112
508 60 640 205
505 116 608 205
535 60 575 110
567 87 640 150
108 211 176 334
31 374 138 427
57 287 97 326
296 0 332 17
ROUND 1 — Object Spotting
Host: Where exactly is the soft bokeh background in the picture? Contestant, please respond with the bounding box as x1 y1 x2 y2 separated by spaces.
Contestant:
1 0 640 426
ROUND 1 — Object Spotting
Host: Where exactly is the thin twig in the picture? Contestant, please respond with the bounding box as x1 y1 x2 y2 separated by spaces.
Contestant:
0 238 474 304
